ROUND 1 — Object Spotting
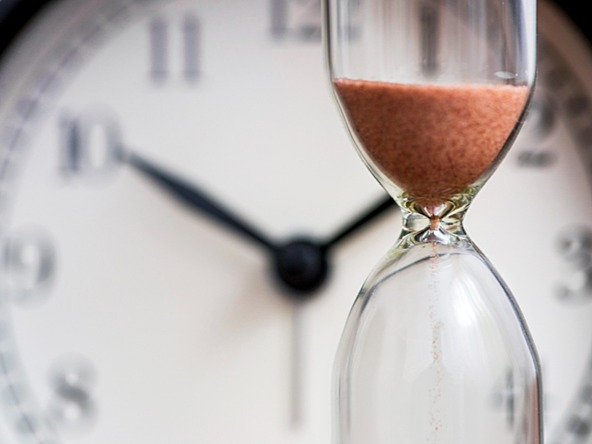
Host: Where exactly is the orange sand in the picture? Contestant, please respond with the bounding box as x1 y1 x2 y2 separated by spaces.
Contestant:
334 79 528 206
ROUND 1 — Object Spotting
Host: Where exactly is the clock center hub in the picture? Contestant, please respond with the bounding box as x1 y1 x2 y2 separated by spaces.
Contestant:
272 238 329 297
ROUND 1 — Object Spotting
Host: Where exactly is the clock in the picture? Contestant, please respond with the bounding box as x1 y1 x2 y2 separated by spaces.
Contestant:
0 0 590 443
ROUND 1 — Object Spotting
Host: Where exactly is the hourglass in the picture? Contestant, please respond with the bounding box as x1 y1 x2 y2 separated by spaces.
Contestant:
324 0 541 443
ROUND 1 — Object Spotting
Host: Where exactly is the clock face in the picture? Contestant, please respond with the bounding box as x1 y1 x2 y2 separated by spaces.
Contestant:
0 0 591 443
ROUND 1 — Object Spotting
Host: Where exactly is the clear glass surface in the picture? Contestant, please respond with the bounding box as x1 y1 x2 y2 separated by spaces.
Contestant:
324 0 542 442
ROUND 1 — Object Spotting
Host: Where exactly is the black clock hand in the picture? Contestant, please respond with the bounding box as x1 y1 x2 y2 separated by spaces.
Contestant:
127 152 277 252
322 195 396 251
127 151 326 295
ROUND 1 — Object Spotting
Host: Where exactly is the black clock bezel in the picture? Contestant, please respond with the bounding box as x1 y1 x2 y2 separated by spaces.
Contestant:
0 0 590 59
0 0 53 56
553 0 591 43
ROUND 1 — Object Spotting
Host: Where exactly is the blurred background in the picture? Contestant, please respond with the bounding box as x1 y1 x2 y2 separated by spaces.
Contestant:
0 0 591 443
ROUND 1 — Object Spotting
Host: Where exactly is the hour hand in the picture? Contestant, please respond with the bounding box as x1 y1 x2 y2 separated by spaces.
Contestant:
126 152 276 251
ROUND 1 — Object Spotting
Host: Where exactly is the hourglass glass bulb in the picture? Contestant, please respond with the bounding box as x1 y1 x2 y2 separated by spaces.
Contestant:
332 80 529 211
324 0 541 443
332 239 542 443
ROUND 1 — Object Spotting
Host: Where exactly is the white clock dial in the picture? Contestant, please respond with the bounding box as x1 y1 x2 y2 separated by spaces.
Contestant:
0 0 591 443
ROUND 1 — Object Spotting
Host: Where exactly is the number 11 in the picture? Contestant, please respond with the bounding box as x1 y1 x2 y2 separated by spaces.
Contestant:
148 14 201 83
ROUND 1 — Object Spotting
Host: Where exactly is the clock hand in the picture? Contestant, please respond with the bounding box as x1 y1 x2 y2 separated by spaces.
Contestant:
290 304 304 427
127 151 328 297
126 152 277 252
322 195 396 251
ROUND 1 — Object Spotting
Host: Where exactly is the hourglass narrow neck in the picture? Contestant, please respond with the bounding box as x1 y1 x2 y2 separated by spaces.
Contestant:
397 196 472 248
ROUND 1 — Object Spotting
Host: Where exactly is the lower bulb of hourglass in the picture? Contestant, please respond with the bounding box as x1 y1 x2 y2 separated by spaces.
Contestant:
333 236 541 444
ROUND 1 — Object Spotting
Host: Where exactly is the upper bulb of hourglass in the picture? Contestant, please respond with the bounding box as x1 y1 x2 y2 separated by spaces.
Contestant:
326 0 535 224
333 81 529 218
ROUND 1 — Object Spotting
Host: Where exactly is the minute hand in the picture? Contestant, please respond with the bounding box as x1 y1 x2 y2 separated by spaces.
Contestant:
127 152 276 252
321 195 396 252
